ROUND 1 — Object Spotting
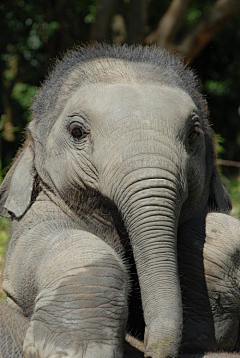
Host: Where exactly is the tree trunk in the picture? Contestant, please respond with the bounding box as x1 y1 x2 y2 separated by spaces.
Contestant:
90 0 119 41
126 0 149 45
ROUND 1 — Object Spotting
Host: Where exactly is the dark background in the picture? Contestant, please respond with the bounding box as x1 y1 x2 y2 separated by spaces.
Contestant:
1 0 240 181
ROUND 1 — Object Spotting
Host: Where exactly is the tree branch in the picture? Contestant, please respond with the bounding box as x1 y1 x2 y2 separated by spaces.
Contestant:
144 0 192 47
216 159 240 168
176 0 240 62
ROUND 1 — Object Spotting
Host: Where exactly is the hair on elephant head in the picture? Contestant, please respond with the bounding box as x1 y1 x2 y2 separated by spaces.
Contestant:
0 44 231 358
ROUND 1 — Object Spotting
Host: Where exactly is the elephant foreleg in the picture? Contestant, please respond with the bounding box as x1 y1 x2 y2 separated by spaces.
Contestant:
0 302 144 358
22 230 129 358
0 301 28 358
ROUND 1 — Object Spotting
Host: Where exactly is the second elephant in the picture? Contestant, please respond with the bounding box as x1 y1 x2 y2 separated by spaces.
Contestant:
179 213 240 354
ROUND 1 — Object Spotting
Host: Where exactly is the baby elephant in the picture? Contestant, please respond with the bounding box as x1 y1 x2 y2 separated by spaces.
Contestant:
0 44 235 357
1 212 240 358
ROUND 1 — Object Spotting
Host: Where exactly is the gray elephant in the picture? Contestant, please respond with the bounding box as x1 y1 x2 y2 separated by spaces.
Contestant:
0 44 233 358
178 213 240 355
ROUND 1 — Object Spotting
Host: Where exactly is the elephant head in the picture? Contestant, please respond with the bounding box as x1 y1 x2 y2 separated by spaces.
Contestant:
0 44 231 358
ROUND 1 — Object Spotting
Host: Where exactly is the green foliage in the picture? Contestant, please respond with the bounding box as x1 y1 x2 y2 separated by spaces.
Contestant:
184 0 211 26
225 177 240 218
0 218 9 260
11 82 36 114
0 293 6 303
204 80 231 97
84 2 97 24
186 8 202 24
215 133 225 155
0 218 9 301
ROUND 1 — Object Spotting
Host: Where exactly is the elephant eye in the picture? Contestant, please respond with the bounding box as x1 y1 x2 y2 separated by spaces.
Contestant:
188 127 203 144
69 123 85 140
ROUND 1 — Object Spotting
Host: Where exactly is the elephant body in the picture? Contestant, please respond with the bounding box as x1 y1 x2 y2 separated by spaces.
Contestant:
3 190 129 357
1 212 240 357
0 44 236 358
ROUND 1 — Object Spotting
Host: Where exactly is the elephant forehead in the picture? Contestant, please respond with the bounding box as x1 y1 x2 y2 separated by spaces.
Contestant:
65 83 198 129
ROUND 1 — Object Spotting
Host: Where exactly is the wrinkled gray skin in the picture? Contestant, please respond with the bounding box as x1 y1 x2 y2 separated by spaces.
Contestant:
1 213 240 358
0 302 28 358
0 45 233 358
178 213 240 356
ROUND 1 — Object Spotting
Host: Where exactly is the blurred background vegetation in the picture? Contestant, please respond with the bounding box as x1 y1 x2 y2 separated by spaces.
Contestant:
1 0 240 286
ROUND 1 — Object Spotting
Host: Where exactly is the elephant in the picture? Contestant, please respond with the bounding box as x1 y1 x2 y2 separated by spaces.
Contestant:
1 212 240 358
0 43 233 357
178 213 240 355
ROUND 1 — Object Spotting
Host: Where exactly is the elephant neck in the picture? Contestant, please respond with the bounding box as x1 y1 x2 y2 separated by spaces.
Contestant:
13 185 123 251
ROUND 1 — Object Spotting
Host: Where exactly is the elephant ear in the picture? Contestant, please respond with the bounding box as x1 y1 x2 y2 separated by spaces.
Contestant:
208 168 232 213
0 142 36 218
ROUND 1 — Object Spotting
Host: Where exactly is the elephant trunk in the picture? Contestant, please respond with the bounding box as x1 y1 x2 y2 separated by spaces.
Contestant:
114 169 186 358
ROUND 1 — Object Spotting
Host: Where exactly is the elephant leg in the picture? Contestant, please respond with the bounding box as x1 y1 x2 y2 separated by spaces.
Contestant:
23 230 129 358
0 304 143 358
0 301 28 358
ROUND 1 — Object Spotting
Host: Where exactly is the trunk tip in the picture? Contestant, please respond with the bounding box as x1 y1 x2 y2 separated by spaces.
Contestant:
144 324 181 358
